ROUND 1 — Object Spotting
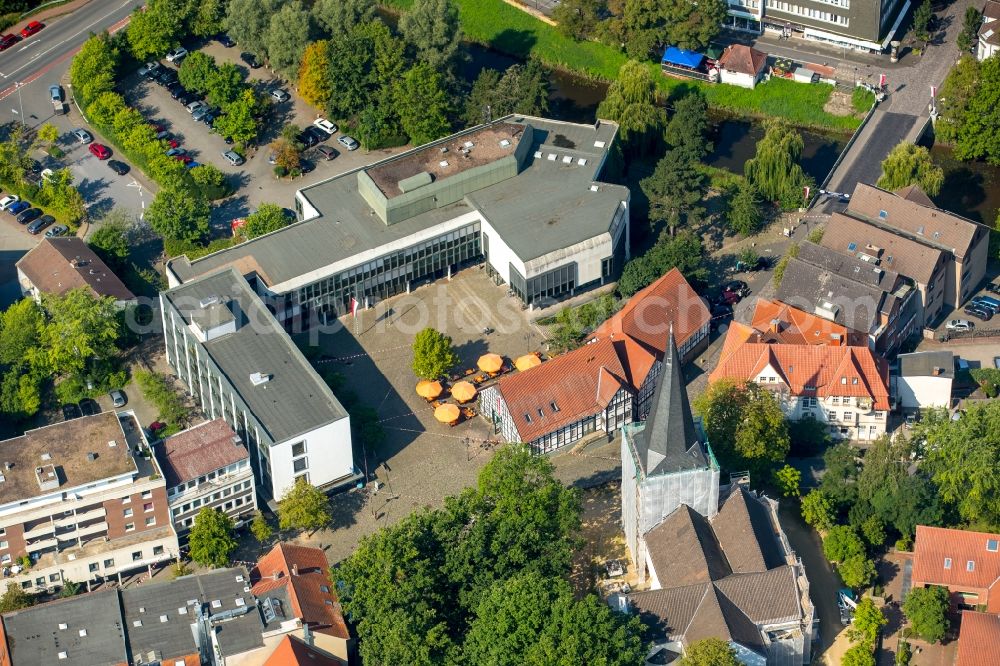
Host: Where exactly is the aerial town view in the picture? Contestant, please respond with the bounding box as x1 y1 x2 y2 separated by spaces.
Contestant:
0 0 999 663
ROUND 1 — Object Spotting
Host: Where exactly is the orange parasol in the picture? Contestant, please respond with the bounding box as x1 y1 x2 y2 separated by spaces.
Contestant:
416 380 443 399
515 354 542 371
434 403 461 424
451 381 477 403
477 353 503 373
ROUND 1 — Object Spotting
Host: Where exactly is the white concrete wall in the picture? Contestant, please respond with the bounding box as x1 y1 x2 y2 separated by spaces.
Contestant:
720 70 758 89
480 217 524 285
270 418 354 499
896 375 951 409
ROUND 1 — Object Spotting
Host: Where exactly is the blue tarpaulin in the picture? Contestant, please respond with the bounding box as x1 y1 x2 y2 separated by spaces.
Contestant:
661 46 704 70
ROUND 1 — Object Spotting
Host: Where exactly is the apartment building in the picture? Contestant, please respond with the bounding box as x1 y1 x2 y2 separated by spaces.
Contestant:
161 267 356 501
710 324 891 441
760 0 909 52
155 419 257 535
0 412 178 594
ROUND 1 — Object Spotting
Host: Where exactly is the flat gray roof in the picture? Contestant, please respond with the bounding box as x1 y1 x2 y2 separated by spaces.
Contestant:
2 589 126 666
898 351 954 378
168 116 623 290
162 268 347 443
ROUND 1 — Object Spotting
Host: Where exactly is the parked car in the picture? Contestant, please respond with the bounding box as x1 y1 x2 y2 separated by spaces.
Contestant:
297 130 319 148
49 85 63 102
61 403 82 421
157 69 178 86
110 389 127 407
994 356 1000 370
89 143 111 160
973 295 1000 312
315 145 338 161
946 319 974 332
176 92 197 106
240 51 261 68
271 89 290 103
988 282 1000 296
722 280 751 299
166 137 180 149
201 111 217 126
192 106 211 122
20 21 43 38
186 100 207 114
27 214 55 234
45 224 68 238
71 128 93 144
222 150 244 166
217 34 235 47
138 61 160 77
964 304 993 321
7 200 29 215
16 207 42 225
313 118 338 135
108 160 130 175
166 147 186 157
78 398 100 416
0 34 18 51
185 161 202 169
175 154 193 164
0 195 19 211
299 159 315 174
338 135 359 151
169 84 187 99
166 47 188 62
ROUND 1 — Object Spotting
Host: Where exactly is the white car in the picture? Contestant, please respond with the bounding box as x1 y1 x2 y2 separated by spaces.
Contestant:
946 319 974 332
271 89 290 103
72 128 93 144
0 195 19 211
166 47 188 62
313 118 337 135
186 101 207 114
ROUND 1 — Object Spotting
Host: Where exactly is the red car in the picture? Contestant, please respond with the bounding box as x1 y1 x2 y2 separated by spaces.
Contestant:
88 143 111 160
19 21 43 38
0 34 17 51
168 138 180 149
173 153 192 164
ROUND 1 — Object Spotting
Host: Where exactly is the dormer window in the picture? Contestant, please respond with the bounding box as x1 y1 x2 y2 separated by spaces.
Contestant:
524 413 532 423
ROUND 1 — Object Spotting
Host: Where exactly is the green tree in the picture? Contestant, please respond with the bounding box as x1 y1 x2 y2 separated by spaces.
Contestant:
679 638 741 666
0 298 43 366
265 0 311 79
357 103 405 150
616 228 710 296
147 185 210 243
464 60 550 127
251 511 273 544
936 56 981 146
849 598 887 644
622 0 726 57
0 583 32 613
70 34 119 108
206 63 245 109
913 0 932 45
188 508 238 568
190 164 231 200
36 289 120 385
188 0 227 37
641 147 707 234
59 579 82 598
0 367 43 419
399 0 462 72
278 478 332 533
135 370 190 425
178 51 216 94
902 585 949 643
35 122 59 148
127 0 184 61
395 62 451 146
298 41 334 111
727 181 764 236
819 442 859 510
775 464 801 497
957 7 983 53
951 56 1000 165
823 525 865 563
801 489 836 531
88 210 133 272
554 0 602 40
665 91 711 158
877 142 944 196
213 89 261 145
859 515 886 549
223 0 280 58
411 327 459 380
842 642 876 666
745 119 812 209
462 571 646 665
312 0 375 35
839 553 877 590
243 203 290 239
596 60 665 157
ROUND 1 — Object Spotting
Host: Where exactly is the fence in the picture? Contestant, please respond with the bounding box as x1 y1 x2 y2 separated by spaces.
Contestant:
940 327 1000 342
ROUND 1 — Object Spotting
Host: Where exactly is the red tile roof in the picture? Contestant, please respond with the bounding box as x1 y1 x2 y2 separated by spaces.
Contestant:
750 299 851 346
156 419 249 488
718 44 768 76
709 323 890 409
251 543 350 640
264 635 344 665
15 237 134 301
592 268 710 358
957 611 1000 666
913 526 1000 593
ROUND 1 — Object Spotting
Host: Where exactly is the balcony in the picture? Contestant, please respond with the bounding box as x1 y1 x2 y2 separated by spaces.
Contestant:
25 537 57 553
54 506 106 528
23 522 55 540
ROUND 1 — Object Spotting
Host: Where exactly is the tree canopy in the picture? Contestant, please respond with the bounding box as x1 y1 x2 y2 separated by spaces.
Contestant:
243 203 291 239
224 0 281 58
745 119 812 209
278 478 332 533
188 508 238 568
877 142 944 196
679 638 741 666
727 181 765 236
937 56 1000 165
0 583 32 613
665 91 711 159
395 62 452 146
399 0 462 72
641 145 708 234
617 230 707 297
957 7 983 53
312 0 375 36
464 60 550 127
264 0 312 78
146 185 210 243
622 0 726 56
902 585 949 643
597 60 665 157
411 328 459 380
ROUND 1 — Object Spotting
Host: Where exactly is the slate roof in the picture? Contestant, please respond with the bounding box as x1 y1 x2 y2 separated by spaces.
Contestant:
155 419 249 489
718 44 768 76
776 258 891 336
629 332 709 476
750 298 852 346
956 611 1000 666
15 237 134 302
795 240 903 292
591 268 710 358
982 1 1000 47
898 351 954 379
821 212 943 284
645 504 732 587
893 184 935 207
713 484 787 574
912 525 1000 592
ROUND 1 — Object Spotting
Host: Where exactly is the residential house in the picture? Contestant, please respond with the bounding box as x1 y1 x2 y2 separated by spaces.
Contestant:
709 325 891 441
0 411 178 594
621 333 721 587
624 486 815 665
591 267 711 364
155 419 257 536
776 240 920 354
979 1 1000 60
956 610 1000 666
893 351 954 410
262 635 345 666
161 267 357 501
717 45 768 88
912 525 1000 612
15 237 134 306
250 543 352 664
749 298 858 347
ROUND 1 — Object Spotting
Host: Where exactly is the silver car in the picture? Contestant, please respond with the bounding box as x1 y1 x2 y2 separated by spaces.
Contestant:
946 319 974 332
72 128 93 144
109 389 127 407
222 150 245 166
338 135 359 151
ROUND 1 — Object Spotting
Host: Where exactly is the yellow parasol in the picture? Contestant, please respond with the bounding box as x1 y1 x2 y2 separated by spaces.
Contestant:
434 403 461 424
477 353 503 373
416 380 443 399
515 354 542 371
451 381 477 403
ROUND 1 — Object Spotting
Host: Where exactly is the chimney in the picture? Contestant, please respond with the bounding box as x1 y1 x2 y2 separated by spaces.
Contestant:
769 319 781 334
292 563 298 576
932 367 942 376
302 623 314 646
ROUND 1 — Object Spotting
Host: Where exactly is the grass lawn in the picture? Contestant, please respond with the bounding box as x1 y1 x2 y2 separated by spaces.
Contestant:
382 0 861 131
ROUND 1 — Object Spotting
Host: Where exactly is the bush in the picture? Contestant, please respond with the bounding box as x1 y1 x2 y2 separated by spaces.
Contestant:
895 535 913 551
274 165 288 178
135 370 190 428
970 368 1000 397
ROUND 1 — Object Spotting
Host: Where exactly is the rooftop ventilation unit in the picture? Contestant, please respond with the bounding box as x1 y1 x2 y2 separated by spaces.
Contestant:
499 139 511 147
86 452 97 462
534 151 542 159
108 440 117 448
547 153 557 161
589 185 599 192
40 453 51 461
562 155 573 164
439 160 449 168
577 158 587 166
440 146 448 153
35 463 60 491
249 372 271 386
463 141 474 148
198 296 219 309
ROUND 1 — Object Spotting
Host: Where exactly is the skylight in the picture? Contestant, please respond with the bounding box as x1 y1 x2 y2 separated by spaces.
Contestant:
988 539 998 552
848 242 857 251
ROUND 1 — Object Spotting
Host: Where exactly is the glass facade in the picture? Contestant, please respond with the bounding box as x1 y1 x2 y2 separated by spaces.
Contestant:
510 262 579 306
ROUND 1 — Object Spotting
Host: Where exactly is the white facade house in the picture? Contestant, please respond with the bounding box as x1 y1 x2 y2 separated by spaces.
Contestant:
161 267 358 501
893 351 954 410
717 45 769 89
979 1 1000 60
